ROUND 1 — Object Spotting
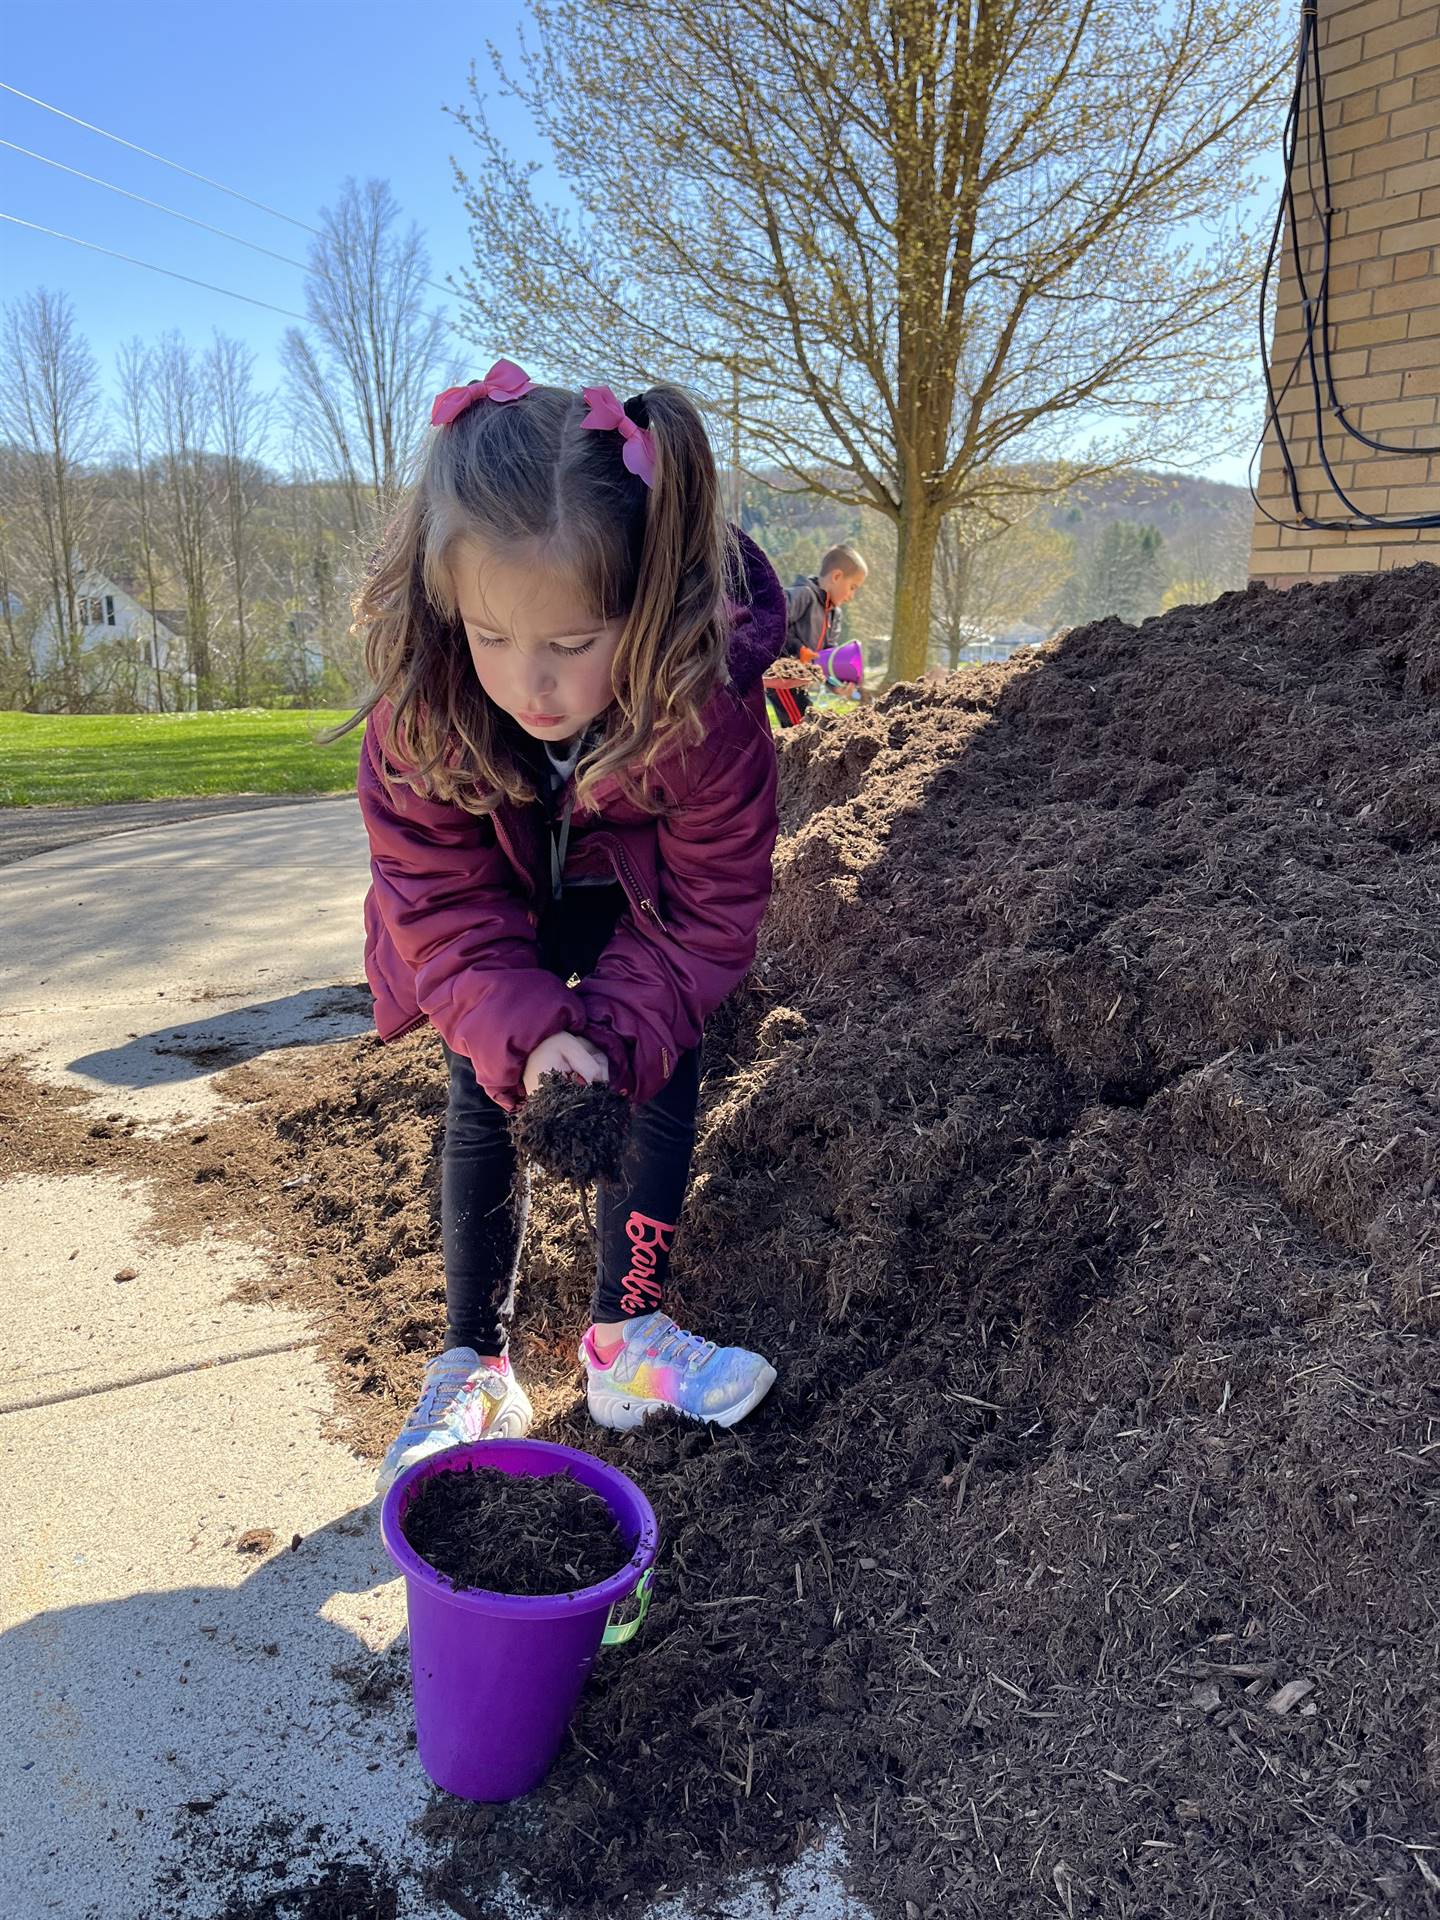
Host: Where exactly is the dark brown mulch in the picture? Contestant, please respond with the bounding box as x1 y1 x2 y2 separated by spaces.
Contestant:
401 1463 628 1596
510 1072 632 1185
10 562 1440 1918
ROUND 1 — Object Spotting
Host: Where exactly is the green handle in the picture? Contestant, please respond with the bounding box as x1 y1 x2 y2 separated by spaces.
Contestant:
602 1566 654 1648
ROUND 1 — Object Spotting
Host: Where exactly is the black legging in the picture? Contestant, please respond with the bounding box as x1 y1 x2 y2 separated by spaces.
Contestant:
439 884 700 1357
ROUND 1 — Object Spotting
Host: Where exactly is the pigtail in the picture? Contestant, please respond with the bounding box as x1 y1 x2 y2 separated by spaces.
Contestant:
580 383 738 807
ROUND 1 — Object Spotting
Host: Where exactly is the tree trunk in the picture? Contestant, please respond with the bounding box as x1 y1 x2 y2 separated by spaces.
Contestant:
887 499 942 684
136 468 167 714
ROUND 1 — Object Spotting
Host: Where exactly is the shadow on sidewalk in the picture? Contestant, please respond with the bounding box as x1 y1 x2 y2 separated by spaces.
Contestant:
69 988 375 1089
1 1499 434 1919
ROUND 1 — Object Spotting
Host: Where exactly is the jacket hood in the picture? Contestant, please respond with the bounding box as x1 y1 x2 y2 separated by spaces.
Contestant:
727 527 788 694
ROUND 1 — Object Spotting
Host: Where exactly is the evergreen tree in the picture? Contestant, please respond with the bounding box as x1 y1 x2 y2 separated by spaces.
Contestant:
1067 521 1168 626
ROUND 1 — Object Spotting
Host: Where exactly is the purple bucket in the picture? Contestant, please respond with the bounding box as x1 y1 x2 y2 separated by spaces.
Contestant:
816 639 865 685
380 1438 659 1802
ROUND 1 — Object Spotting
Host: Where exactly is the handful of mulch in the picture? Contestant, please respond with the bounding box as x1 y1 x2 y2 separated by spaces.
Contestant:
762 656 824 689
402 1462 628 1595
511 1071 631 1185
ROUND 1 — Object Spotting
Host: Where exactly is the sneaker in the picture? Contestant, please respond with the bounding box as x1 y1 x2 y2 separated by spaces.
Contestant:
580 1313 776 1432
375 1347 533 1496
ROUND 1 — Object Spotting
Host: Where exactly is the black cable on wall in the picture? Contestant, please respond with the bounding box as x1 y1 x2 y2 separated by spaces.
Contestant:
1252 0 1440 532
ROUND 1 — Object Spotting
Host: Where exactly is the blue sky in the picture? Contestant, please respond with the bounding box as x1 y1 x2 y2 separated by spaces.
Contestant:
3 0 1275 487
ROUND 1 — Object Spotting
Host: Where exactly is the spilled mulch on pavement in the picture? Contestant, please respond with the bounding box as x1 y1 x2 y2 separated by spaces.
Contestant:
216 1863 398 1920
7 562 1440 1917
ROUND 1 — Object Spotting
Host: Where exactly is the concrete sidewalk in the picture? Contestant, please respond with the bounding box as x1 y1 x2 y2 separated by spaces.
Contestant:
0 796 373 1126
0 806 863 1919
0 802 434 1916
0 790 349 869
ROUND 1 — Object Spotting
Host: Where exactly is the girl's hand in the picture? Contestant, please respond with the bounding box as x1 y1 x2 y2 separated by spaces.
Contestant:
522 1031 610 1098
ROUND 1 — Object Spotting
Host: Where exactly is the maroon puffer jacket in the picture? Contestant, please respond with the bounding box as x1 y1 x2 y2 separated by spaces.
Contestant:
358 528 786 1108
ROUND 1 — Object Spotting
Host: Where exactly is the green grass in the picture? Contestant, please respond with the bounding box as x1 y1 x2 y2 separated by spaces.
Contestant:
0 708 364 808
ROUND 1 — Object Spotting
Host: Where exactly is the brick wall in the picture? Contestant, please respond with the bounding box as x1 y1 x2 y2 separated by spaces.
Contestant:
1248 0 1440 587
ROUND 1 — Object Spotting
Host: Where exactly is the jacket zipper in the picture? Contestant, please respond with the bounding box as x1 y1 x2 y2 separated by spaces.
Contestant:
612 843 670 934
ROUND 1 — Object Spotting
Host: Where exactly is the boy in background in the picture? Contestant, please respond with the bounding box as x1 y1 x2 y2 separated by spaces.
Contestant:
768 544 868 728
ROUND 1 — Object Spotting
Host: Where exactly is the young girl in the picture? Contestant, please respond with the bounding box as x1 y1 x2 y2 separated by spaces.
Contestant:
349 359 786 1494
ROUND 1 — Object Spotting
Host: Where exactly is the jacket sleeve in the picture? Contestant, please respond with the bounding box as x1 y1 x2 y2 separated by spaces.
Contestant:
782 584 806 657
357 712 584 1107
578 688 779 1104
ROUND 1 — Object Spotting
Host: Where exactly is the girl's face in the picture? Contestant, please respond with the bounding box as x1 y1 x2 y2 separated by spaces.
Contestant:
451 540 624 742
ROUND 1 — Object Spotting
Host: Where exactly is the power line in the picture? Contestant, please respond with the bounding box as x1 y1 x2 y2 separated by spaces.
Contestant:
0 139 426 332
0 79 320 234
0 138 314 275
0 77 461 304
0 213 310 321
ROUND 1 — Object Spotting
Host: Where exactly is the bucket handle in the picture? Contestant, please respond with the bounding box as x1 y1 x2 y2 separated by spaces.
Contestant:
601 1566 654 1648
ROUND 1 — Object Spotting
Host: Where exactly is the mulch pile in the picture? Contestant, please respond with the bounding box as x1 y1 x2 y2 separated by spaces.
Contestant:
400 1464 628 1596
17 564 1438 1917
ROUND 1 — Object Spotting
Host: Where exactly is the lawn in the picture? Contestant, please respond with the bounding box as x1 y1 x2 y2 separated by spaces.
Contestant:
0 709 364 808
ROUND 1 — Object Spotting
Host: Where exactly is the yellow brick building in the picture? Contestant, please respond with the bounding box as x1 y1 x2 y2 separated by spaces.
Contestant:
1249 0 1440 586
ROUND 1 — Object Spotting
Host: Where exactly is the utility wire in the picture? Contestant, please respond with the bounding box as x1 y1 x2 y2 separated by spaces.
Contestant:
0 136 437 329
0 138 314 275
0 79 320 234
0 77 461 304
0 212 311 321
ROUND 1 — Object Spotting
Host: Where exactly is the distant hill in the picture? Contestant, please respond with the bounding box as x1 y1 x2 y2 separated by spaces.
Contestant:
1044 469 1253 534
741 465 1256 644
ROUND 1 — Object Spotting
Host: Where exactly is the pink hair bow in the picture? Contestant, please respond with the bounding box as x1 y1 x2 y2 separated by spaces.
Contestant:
430 357 535 427
580 385 656 487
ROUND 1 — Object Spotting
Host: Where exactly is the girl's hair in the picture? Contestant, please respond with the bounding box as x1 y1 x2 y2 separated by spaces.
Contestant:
333 380 739 813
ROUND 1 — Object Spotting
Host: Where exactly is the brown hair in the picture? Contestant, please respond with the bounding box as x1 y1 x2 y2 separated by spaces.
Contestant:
332 380 738 813
819 543 867 580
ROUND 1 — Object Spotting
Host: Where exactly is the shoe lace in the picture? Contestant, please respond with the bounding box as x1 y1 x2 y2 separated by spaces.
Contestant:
407 1358 482 1433
647 1319 716 1373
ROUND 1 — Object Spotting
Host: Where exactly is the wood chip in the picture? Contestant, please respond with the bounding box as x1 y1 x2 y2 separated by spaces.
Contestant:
1267 1678 1316 1715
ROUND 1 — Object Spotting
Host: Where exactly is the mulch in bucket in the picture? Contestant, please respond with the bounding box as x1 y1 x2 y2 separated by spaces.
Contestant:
381 1441 659 1805
401 1462 629 1596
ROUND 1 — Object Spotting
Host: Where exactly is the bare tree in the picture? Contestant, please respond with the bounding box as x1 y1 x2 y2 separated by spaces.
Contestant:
114 337 173 712
933 506 1073 661
280 178 452 540
0 458 42 707
207 331 273 705
1159 489 1253 608
0 290 104 708
255 434 364 704
449 0 1288 679
150 332 219 706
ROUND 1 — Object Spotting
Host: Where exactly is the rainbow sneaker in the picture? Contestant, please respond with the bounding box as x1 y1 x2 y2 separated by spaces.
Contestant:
375 1348 533 1496
580 1313 777 1432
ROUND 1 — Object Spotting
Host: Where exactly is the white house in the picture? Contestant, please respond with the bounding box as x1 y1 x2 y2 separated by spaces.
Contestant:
31 569 196 709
